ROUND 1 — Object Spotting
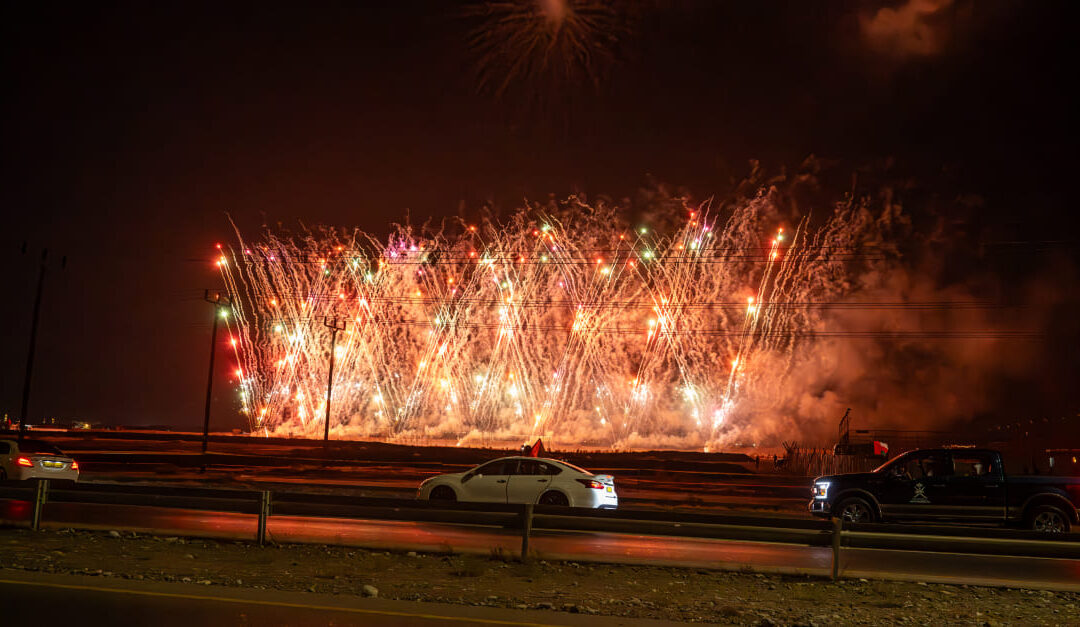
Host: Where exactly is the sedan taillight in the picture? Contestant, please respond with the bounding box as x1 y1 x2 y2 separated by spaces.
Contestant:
71 460 79 471
16 456 34 468
576 478 604 489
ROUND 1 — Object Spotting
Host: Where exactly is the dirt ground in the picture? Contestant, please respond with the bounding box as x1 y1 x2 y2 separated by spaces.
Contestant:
0 527 1075 625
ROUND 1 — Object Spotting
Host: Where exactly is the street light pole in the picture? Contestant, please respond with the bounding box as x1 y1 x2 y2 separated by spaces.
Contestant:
323 316 347 442
19 247 65 443
201 290 232 467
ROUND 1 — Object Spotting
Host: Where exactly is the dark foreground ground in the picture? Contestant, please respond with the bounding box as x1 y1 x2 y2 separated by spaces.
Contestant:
0 528 1075 625
0 571 682 627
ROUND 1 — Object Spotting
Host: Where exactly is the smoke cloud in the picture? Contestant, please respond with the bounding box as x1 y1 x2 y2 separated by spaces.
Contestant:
860 0 954 59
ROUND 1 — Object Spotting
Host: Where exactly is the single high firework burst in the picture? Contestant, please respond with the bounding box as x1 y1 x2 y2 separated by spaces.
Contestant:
466 0 633 107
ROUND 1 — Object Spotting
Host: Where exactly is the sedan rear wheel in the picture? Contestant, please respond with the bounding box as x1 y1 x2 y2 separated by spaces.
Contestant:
835 497 875 524
538 491 569 507
429 485 457 502
1028 505 1070 533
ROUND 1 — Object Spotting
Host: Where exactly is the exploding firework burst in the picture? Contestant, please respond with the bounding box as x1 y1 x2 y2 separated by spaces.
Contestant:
466 0 633 104
216 195 878 449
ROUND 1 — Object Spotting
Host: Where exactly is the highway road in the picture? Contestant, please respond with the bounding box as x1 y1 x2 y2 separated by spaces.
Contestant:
2 500 1079 591
0 571 686 626
16 430 811 513
65 469 808 516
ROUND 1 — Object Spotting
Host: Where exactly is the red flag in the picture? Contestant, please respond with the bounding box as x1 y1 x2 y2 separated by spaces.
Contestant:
529 438 545 457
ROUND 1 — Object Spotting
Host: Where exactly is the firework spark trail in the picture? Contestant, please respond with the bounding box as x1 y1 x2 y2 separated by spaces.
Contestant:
467 0 627 99
218 197 876 449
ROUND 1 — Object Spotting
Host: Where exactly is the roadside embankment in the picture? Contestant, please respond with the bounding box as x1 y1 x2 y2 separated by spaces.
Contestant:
0 528 1075 625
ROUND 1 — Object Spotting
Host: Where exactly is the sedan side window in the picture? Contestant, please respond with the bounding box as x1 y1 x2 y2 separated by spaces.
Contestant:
538 462 562 475
484 461 514 476
516 460 540 475
521 461 561 475
475 461 506 477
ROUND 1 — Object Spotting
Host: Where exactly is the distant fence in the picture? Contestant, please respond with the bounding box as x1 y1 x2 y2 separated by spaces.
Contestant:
1 479 1078 578
778 445 883 476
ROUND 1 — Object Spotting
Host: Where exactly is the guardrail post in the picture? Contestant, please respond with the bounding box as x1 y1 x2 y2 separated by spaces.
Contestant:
31 479 49 531
831 517 842 580
257 490 272 545
521 503 533 562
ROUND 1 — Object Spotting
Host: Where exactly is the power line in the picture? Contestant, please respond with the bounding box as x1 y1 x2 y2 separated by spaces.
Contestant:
211 290 1028 310
203 315 1042 339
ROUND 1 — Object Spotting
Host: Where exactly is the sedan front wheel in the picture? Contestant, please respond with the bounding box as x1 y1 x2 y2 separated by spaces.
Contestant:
429 486 457 502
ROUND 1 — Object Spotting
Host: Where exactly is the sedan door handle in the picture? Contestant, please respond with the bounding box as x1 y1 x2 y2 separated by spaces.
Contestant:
496 479 506 484
537 478 549 482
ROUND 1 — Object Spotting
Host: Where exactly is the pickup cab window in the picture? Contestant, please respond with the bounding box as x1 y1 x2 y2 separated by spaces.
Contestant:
896 452 952 480
952 452 1000 479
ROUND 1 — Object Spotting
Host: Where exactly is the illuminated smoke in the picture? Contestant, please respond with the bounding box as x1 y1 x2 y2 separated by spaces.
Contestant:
860 0 955 59
217 192 905 449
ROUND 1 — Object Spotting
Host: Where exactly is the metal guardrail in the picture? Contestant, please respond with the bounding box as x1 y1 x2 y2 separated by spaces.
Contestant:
1 479 1078 576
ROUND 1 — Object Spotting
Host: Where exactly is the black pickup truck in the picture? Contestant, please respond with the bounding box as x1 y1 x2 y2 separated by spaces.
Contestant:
809 448 1080 533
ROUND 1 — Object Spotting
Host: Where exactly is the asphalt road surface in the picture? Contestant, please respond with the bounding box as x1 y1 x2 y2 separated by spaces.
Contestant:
2 500 1079 591
78 469 810 513
0 571 686 626
17 431 811 513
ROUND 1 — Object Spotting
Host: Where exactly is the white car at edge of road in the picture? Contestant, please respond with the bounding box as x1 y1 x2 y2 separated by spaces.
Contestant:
417 456 617 508
0 438 80 482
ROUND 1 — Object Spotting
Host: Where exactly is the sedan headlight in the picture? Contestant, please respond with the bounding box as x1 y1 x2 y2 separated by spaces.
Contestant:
812 481 830 499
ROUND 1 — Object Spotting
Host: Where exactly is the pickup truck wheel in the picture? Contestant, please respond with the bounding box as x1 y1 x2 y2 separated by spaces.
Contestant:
835 497 876 524
1028 505 1071 533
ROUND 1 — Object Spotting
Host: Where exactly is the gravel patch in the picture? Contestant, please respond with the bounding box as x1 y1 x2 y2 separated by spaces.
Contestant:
0 527 1075 625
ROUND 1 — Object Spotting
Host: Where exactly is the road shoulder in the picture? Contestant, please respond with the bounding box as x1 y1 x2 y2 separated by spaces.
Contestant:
0 569 690 627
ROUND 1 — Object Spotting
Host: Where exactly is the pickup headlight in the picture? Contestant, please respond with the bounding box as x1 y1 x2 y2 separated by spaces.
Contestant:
812 481 830 499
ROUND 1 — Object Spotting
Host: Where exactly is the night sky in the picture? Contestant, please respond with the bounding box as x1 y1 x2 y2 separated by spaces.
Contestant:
2 1 1077 433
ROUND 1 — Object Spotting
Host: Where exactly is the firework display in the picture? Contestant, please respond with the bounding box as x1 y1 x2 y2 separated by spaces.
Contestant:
217 196 876 449
467 0 629 99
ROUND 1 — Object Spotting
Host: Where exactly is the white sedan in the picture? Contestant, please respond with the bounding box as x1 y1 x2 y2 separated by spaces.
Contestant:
418 456 617 509
0 439 80 482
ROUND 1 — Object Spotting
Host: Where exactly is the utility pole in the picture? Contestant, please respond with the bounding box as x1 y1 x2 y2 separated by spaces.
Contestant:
201 290 232 469
19 246 66 442
322 316 347 442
